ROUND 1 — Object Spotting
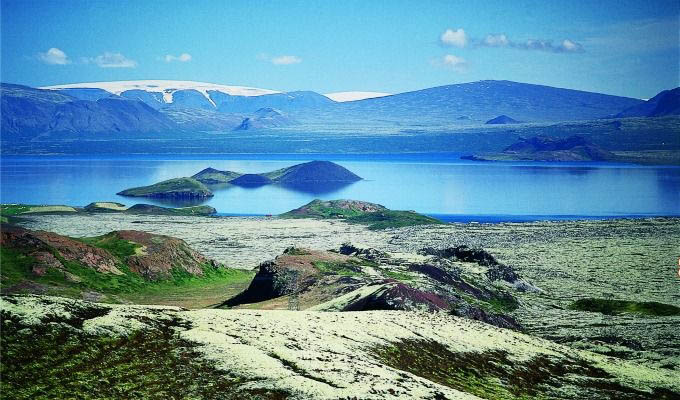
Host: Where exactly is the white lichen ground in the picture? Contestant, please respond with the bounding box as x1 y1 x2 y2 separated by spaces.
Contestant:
3 295 678 400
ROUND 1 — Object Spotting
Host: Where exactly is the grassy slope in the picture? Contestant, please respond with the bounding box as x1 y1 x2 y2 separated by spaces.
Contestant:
118 177 212 197
0 232 253 308
192 169 242 183
1 204 78 222
0 315 287 399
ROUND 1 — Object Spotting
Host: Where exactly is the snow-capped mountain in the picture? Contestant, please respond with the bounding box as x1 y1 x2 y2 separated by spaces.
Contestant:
40 80 333 113
324 91 391 102
42 80 281 105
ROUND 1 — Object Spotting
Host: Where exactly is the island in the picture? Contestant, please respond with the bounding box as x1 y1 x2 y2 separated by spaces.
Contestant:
191 160 362 187
117 177 214 198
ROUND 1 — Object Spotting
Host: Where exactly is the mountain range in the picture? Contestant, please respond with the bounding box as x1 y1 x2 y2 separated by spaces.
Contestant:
1 79 677 138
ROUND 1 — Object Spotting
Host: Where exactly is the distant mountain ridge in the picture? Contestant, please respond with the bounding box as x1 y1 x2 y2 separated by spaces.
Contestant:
0 83 296 136
2 80 671 138
327 80 644 123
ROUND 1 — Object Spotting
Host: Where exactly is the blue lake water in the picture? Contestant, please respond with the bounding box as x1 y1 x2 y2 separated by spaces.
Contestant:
1 153 679 222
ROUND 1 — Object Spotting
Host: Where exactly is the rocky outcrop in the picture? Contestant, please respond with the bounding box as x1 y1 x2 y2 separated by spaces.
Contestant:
224 245 524 329
109 230 209 280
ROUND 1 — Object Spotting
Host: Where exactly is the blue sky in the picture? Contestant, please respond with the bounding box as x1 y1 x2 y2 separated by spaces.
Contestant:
1 0 678 98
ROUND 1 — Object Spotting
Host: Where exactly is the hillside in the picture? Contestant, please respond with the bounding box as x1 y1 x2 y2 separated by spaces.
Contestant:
616 87 680 118
0 225 251 304
0 83 178 137
117 177 213 198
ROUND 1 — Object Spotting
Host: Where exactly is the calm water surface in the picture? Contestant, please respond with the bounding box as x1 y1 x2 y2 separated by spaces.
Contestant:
1 154 679 221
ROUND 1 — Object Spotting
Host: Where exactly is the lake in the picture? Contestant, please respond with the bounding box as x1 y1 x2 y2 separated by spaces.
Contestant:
1 153 679 222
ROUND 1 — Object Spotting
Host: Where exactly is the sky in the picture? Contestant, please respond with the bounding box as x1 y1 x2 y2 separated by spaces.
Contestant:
1 0 678 98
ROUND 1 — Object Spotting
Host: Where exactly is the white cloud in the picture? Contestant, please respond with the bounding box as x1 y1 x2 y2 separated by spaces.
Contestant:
558 39 583 53
483 34 509 47
85 52 137 68
164 53 192 62
440 28 467 47
439 27 585 54
434 54 467 72
443 54 466 67
38 48 70 65
271 55 302 65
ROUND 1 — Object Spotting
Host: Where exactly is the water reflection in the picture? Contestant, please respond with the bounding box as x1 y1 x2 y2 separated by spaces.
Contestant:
129 197 209 208
278 180 357 195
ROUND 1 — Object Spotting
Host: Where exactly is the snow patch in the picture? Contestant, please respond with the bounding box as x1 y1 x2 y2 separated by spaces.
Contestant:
41 80 281 105
324 91 392 102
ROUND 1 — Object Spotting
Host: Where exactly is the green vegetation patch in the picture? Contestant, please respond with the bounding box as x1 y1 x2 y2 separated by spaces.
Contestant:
569 298 680 317
312 260 365 276
376 267 415 282
282 200 370 219
345 210 442 230
78 232 141 259
118 177 212 197
0 315 289 400
0 204 32 217
372 339 671 399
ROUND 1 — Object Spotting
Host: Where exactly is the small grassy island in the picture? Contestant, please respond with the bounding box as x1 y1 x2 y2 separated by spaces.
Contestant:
281 199 442 230
117 177 213 199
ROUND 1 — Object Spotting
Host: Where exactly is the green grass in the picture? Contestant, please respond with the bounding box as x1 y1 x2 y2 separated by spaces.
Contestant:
0 315 289 399
312 260 364 276
569 298 680 317
377 268 415 282
346 210 443 230
118 177 212 197
282 200 370 219
0 204 32 217
78 232 141 259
